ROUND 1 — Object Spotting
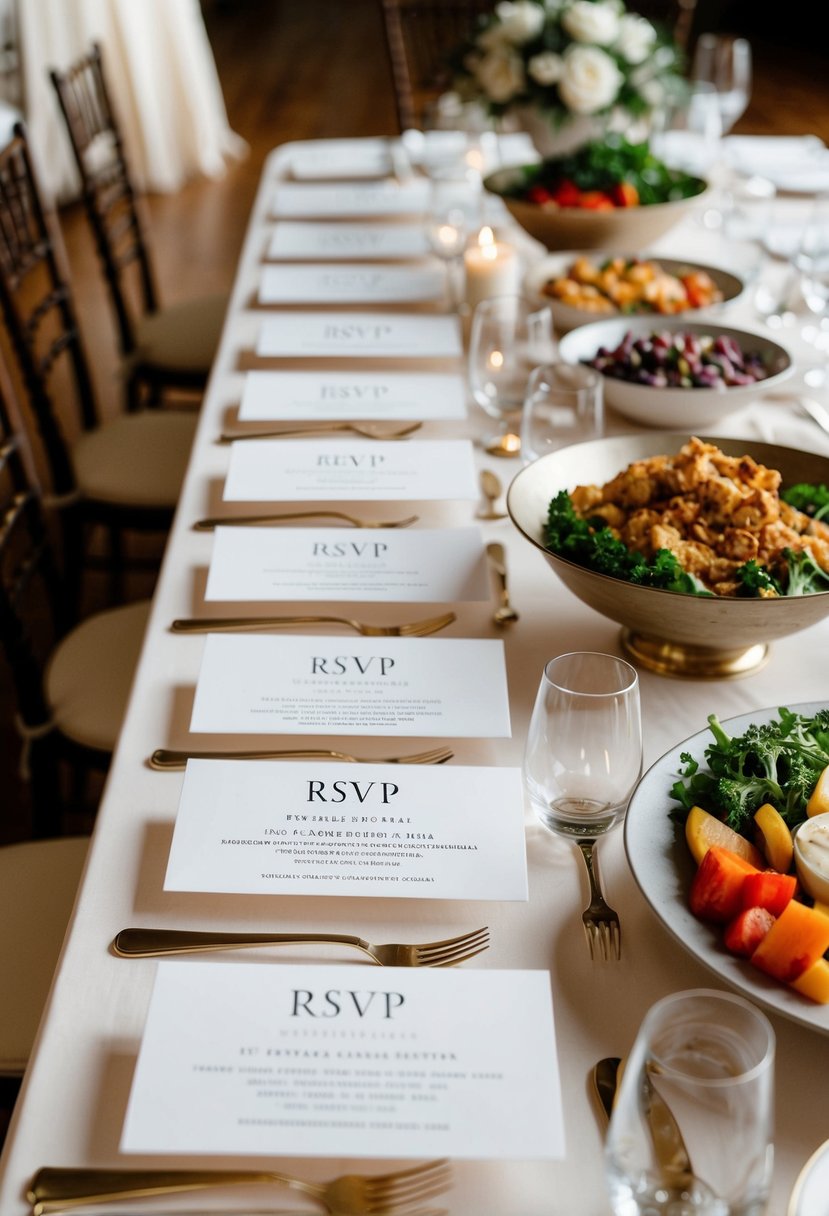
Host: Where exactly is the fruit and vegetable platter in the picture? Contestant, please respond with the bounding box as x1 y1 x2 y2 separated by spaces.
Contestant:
671 706 829 1004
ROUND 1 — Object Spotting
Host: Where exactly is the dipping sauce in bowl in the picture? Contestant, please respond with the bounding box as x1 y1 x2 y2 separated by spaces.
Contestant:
795 813 829 904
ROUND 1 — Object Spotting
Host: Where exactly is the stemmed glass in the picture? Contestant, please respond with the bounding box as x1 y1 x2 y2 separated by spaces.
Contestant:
605 988 775 1216
425 168 480 312
795 192 829 351
691 34 753 134
522 652 642 949
468 294 554 457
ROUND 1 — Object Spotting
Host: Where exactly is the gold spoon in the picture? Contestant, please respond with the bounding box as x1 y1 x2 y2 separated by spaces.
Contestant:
477 469 507 520
218 421 422 443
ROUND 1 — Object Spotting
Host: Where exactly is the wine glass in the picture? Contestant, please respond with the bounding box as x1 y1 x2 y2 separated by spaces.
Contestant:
605 988 775 1216
523 652 642 840
468 294 554 457
520 361 604 463
425 168 480 312
691 34 752 134
522 652 642 954
795 192 829 351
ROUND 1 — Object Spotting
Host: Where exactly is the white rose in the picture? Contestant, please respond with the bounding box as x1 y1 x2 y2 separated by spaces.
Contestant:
494 1 546 44
561 1 621 47
558 44 623 113
528 50 565 85
615 13 656 64
475 48 527 103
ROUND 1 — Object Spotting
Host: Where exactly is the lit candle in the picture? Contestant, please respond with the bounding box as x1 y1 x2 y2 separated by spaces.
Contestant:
463 226 520 312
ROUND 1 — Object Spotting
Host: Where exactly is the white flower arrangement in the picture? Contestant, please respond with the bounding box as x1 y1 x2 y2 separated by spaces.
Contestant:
452 0 686 131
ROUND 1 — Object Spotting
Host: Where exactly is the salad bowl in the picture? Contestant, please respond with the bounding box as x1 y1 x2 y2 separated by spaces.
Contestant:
484 164 708 251
506 432 829 678
556 317 793 427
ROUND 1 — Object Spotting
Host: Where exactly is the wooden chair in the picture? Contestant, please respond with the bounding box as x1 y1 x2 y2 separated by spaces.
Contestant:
379 0 494 133
49 43 226 411
0 355 150 838
0 124 197 604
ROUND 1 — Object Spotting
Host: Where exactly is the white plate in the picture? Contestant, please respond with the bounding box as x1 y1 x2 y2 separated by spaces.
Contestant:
788 1138 829 1216
625 701 829 1036
523 251 745 333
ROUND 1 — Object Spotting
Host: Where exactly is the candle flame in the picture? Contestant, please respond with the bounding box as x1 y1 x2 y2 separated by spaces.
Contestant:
477 226 498 261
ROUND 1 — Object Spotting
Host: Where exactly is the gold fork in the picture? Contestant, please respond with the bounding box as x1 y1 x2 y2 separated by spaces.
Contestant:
577 839 621 962
28 1158 452 1216
486 542 519 626
194 510 420 531
148 744 454 770
112 924 490 963
218 420 422 443
170 610 456 636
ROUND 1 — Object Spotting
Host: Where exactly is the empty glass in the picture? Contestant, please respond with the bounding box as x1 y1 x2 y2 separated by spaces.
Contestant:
468 294 554 456
520 362 604 463
425 168 480 312
691 34 752 134
606 988 775 1216
523 652 642 840
795 192 829 350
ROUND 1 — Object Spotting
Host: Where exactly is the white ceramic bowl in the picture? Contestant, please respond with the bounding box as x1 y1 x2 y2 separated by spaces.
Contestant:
524 251 745 333
556 317 793 427
485 164 708 251
506 432 829 677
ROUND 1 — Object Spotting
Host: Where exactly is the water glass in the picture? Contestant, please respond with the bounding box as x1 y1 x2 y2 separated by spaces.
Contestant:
522 651 642 839
606 988 775 1216
795 192 829 349
468 294 554 453
520 361 604 463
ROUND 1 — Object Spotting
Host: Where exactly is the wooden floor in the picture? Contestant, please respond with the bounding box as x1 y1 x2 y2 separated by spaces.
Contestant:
3 0 829 843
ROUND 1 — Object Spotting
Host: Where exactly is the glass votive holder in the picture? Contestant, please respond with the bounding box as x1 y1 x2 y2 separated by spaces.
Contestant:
520 362 604 463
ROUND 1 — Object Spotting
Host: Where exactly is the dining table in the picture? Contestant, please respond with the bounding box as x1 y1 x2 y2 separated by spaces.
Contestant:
2 131 829 1216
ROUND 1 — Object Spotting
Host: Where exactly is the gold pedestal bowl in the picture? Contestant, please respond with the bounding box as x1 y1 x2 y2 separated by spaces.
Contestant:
507 433 829 679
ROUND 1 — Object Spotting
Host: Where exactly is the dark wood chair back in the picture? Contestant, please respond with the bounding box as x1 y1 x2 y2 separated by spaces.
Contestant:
50 43 158 359
0 125 97 499
379 0 493 132
0 358 65 835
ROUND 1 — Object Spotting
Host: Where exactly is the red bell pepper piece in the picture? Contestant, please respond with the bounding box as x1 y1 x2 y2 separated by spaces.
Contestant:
689 845 759 923
740 870 797 918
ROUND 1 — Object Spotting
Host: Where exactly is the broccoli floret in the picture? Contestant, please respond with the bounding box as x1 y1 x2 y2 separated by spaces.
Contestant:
670 708 829 831
783 547 829 596
544 492 711 595
781 481 829 521
735 560 781 597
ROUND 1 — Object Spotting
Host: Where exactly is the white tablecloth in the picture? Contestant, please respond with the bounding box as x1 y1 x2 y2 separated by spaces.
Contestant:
1 138 829 1214
16 0 247 200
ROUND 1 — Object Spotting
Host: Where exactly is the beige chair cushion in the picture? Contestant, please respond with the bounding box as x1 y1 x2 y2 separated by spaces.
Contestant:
134 292 227 373
45 600 150 754
0 837 88 1074
72 410 197 508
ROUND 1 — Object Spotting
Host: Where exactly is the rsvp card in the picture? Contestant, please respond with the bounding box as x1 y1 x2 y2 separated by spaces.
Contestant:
258 264 445 304
266 222 431 261
271 179 430 217
238 370 466 421
289 138 393 179
222 438 479 502
189 635 511 737
256 312 463 359
166 761 528 901
121 962 564 1160
205 527 490 603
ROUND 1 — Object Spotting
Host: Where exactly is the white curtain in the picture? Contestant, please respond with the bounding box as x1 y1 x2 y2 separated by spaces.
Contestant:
16 0 247 201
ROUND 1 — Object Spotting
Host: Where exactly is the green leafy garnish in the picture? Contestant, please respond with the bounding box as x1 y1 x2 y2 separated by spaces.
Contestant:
670 709 829 835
